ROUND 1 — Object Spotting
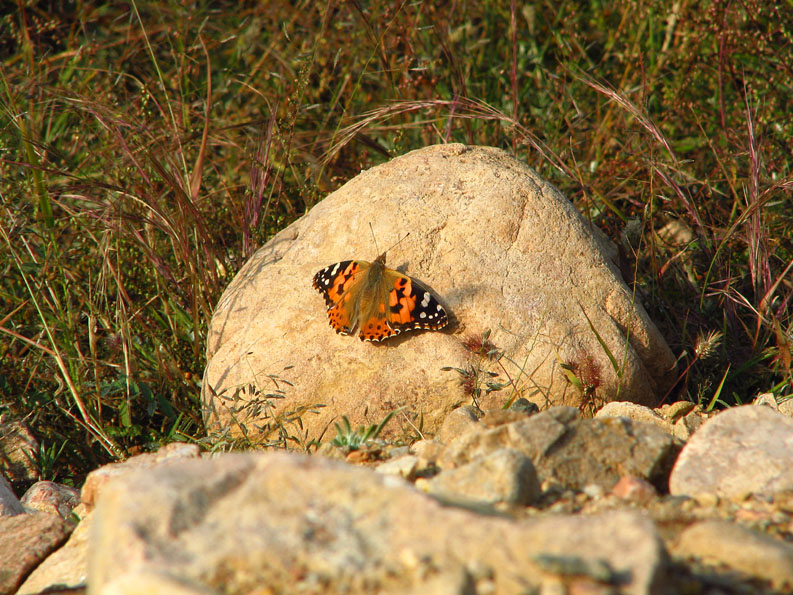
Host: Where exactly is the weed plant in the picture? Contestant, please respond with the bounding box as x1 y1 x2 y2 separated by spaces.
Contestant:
1 2 791 487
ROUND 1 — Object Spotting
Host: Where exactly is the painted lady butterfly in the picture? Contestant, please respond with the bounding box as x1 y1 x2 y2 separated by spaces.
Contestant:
312 251 449 342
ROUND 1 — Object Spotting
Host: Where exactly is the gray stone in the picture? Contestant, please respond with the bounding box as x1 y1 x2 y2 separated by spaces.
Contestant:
439 406 681 491
426 448 540 506
0 512 72 594
669 405 793 500
438 407 578 469
0 474 24 516
89 452 668 594
674 520 793 591
22 480 80 520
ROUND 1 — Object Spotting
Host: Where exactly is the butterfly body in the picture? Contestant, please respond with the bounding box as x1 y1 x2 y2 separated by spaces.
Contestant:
313 252 449 342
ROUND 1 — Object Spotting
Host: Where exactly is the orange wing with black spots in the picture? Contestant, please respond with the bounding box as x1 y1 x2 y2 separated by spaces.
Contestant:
312 253 449 342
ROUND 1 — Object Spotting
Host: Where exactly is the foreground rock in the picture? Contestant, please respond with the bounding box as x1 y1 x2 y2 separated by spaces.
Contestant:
81 441 200 510
13 404 793 594
13 441 200 594
90 452 666 594
669 405 793 501
202 144 676 445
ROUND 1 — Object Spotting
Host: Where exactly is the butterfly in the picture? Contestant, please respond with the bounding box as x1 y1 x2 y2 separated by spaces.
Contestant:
312 251 449 342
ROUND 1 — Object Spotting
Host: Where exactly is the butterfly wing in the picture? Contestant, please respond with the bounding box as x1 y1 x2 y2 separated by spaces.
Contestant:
312 260 370 336
355 269 448 342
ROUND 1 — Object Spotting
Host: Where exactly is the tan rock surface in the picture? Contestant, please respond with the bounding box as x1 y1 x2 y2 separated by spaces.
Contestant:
202 144 675 443
669 405 793 501
89 452 667 594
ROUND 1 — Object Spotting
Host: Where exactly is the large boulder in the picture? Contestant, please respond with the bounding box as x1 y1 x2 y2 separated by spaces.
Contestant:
202 144 675 443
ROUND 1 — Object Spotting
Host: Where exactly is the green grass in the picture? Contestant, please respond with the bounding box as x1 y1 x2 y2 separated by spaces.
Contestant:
1 1 792 488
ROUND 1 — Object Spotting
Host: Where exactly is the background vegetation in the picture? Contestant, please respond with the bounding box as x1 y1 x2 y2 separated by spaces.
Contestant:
1 0 791 488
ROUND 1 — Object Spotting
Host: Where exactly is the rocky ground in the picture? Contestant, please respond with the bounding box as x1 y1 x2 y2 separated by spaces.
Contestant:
2 396 793 594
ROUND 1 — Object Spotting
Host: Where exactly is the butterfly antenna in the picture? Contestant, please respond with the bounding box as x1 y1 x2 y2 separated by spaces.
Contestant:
383 232 410 255
369 222 380 254
369 224 410 256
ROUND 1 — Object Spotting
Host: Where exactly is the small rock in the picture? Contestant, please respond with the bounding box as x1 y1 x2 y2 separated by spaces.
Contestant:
0 420 40 484
658 400 696 422
410 439 444 466
671 410 705 441
692 492 719 508
778 397 793 417
481 408 528 428
314 441 346 460
438 407 578 470
387 445 411 458
509 398 539 416
426 448 540 506
596 401 674 434
376 455 419 480
674 520 793 591
17 511 92 594
669 405 793 501
612 476 657 505
582 484 605 500
345 444 384 464
0 474 24 516
21 481 80 520
0 512 73 594
437 406 480 444
753 392 779 410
